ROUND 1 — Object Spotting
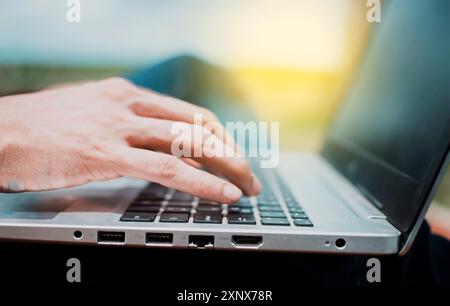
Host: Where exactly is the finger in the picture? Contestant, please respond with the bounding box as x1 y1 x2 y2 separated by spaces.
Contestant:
115 147 243 203
128 89 241 155
92 77 235 151
180 158 202 169
124 117 261 196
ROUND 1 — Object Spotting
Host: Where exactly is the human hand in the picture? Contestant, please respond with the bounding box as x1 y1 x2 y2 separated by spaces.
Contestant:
0 78 261 203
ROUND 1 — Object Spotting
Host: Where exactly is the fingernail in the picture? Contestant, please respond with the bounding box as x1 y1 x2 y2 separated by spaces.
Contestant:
223 184 242 201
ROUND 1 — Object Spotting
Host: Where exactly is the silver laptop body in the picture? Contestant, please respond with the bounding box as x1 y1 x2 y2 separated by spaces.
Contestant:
0 0 448 255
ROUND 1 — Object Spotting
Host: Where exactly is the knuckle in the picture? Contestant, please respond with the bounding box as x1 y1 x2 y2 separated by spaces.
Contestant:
80 141 110 162
125 97 148 113
102 78 140 101
108 147 126 166
199 107 218 122
125 98 140 111
156 155 180 180
108 148 129 173
195 106 218 122
89 109 130 128
233 158 252 175
195 178 211 198
106 77 132 87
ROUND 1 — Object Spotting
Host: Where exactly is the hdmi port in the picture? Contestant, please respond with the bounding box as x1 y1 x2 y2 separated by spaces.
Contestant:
231 235 263 247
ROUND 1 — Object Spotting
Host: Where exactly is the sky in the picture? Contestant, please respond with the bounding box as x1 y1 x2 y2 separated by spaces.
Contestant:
0 0 351 69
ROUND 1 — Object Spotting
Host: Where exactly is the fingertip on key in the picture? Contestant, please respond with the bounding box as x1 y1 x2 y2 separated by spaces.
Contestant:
222 183 242 203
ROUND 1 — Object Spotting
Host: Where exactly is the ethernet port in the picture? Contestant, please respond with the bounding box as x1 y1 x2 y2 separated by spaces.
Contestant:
188 235 214 249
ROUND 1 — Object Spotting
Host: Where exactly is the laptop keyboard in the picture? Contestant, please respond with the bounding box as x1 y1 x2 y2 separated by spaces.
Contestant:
120 168 313 227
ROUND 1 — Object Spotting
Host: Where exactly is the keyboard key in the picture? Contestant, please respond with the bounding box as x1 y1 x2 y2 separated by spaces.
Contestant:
286 202 302 209
257 202 280 207
261 217 290 226
259 211 286 218
198 200 221 205
196 204 222 212
166 201 193 207
120 212 156 222
164 206 192 213
137 194 166 201
293 219 313 227
289 207 305 213
194 212 222 224
257 203 280 207
139 184 168 199
285 197 298 203
258 197 277 203
290 212 308 219
141 184 167 193
145 183 167 191
257 194 277 199
228 213 256 225
258 206 283 212
236 197 251 204
159 213 190 223
228 207 253 214
170 192 194 201
234 202 253 208
133 200 163 206
128 205 161 213
258 192 277 197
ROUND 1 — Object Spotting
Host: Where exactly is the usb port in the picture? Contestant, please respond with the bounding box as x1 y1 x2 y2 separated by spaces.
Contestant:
97 231 125 244
146 233 173 244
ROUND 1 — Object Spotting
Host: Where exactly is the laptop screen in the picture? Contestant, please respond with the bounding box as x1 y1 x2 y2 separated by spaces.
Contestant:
322 0 450 234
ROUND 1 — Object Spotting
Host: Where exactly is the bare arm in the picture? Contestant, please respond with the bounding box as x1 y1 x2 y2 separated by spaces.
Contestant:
0 78 261 203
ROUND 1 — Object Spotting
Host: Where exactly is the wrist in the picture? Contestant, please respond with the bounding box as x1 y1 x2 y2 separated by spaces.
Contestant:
0 121 8 192
0 106 11 153
0 98 18 186
0 96 22 152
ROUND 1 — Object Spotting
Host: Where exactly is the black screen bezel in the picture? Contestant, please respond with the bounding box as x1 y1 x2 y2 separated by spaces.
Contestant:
320 1 450 237
322 131 449 235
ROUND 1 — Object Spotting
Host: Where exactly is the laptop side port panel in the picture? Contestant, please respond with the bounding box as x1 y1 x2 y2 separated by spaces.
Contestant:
231 235 263 248
188 235 214 249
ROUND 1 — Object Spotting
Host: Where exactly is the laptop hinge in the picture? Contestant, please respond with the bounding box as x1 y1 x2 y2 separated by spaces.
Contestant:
319 157 388 220
354 184 387 219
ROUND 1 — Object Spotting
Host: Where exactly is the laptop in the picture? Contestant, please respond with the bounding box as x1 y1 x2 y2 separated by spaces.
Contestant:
0 0 448 255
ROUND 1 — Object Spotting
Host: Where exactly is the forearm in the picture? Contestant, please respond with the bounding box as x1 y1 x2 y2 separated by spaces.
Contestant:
0 114 11 192
0 100 11 192
0 95 25 192
0 79 260 200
